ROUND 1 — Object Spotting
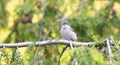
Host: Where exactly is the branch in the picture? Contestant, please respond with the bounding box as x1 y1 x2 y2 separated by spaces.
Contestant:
58 45 69 65
106 38 113 64
43 28 52 41
0 40 94 48
43 22 59 41
38 0 46 41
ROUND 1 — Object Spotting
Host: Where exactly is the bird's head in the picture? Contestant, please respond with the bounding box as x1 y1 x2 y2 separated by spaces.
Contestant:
59 19 71 30
59 19 70 26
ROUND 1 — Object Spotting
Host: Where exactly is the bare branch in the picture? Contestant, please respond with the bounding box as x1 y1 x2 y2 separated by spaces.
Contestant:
38 0 46 41
58 45 69 65
43 28 52 41
43 22 59 41
106 38 113 64
0 40 94 48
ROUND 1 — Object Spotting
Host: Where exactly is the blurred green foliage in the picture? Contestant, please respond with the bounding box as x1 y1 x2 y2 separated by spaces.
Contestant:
0 0 120 65
0 0 8 27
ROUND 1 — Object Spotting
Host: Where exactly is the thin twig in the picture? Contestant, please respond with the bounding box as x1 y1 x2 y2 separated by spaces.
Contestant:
70 41 78 65
43 28 52 41
58 42 78 65
43 22 59 41
58 45 69 65
38 0 46 41
106 38 112 64
70 41 74 50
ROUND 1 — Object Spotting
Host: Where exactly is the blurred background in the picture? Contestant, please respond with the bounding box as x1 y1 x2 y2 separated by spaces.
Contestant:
0 0 120 65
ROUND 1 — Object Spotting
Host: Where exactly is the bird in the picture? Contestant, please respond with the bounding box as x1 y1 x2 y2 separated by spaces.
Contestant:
58 20 78 65
60 20 77 41
60 20 77 49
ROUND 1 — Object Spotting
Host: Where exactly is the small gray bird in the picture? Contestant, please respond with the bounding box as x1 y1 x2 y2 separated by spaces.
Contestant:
60 20 77 50
58 20 78 65
60 20 77 41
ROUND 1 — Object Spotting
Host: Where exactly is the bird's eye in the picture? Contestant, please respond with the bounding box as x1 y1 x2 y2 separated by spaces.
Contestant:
63 23 66 25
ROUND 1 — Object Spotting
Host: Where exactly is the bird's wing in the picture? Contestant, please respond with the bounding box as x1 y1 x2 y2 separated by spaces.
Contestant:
63 29 77 41
71 28 79 39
